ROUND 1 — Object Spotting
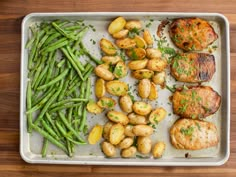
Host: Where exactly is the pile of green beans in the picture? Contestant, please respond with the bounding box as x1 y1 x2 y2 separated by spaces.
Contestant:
26 20 101 157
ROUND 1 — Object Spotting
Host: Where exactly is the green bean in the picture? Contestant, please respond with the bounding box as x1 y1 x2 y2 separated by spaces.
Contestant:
37 33 49 49
58 79 70 101
33 65 49 90
50 98 88 108
66 45 84 71
41 119 60 140
31 124 68 153
85 78 91 99
57 59 66 68
83 66 94 81
49 103 82 113
66 81 81 97
31 65 42 89
52 22 77 40
43 32 61 47
41 38 69 54
44 51 56 84
34 81 63 125
80 41 103 65
79 106 87 132
61 47 84 81
37 68 69 91
45 113 61 137
58 111 85 143
41 138 49 158
28 32 39 70
72 27 89 52
68 107 73 125
64 25 82 31
32 85 53 106
26 80 33 133
25 36 35 49
66 139 73 157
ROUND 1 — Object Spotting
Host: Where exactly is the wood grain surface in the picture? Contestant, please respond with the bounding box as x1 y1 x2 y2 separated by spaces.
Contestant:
0 0 235 176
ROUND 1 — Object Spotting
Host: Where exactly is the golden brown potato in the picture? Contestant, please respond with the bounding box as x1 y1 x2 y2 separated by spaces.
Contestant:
106 80 128 96
125 20 142 30
109 123 125 145
169 18 218 51
95 78 106 98
152 71 166 86
124 124 135 137
88 124 103 145
152 142 166 158
170 118 219 150
126 48 146 60
112 29 129 39
119 94 133 113
128 113 147 125
103 121 114 140
128 59 148 70
172 86 221 119
116 38 136 49
146 48 162 59
133 101 152 116
94 65 114 81
137 136 152 154
100 38 117 55
102 141 116 157
138 79 151 99
148 82 158 100
149 107 167 124
132 69 154 80
113 61 127 78
101 56 121 65
118 137 134 149
134 35 147 49
86 101 103 114
143 29 153 45
121 146 137 158
108 16 126 35
97 97 116 109
107 110 129 125
170 53 215 83
146 58 168 72
132 125 153 136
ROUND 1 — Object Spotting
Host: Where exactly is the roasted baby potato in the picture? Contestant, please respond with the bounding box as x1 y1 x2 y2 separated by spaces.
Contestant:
108 16 126 35
137 136 152 154
102 141 116 157
149 107 167 124
109 123 125 145
124 124 135 137
126 48 146 60
138 79 151 99
119 94 133 113
116 38 136 49
134 35 147 49
103 121 114 140
95 78 106 98
94 64 114 81
132 69 154 80
132 125 154 136
128 113 147 125
152 71 166 86
118 137 134 149
112 29 129 39
86 101 103 114
97 97 116 109
106 80 128 96
143 29 153 45
88 124 103 145
146 58 168 72
107 110 129 125
170 118 219 150
113 61 127 78
152 142 166 158
125 20 142 30
148 82 158 100
121 146 137 158
101 55 121 65
128 59 148 70
172 86 221 119
146 48 162 59
100 38 117 55
133 101 152 116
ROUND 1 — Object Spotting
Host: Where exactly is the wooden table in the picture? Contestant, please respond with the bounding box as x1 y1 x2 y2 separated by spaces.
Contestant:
0 0 235 176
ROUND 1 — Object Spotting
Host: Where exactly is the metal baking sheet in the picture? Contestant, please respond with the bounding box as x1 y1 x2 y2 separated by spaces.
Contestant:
20 12 230 166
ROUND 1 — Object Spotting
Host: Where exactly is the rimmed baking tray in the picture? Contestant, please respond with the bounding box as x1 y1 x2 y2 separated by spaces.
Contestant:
20 12 230 166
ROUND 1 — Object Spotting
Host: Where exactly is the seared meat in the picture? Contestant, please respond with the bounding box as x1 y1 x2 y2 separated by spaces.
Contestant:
170 118 219 150
171 86 221 119
169 18 218 51
170 53 215 83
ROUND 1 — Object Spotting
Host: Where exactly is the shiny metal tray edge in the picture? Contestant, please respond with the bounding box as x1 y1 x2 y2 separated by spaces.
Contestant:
20 12 230 166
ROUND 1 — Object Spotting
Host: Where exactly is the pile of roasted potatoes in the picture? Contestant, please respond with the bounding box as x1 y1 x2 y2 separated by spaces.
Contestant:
87 16 168 158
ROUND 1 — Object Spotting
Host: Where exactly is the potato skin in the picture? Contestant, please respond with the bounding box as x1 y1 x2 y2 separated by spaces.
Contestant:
133 101 152 116
152 142 166 158
128 113 147 125
143 30 153 45
118 137 134 149
146 48 161 59
108 16 126 34
94 65 114 81
169 18 218 51
107 110 129 125
100 38 117 55
148 82 158 100
86 101 103 114
134 35 147 49
101 56 121 65
146 58 167 72
112 29 129 39
113 61 127 79
116 38 136 49
106 80 128 96
138 79 151 99
124 124 135 137
152 71 166 86
102 141 116 157
95 78 106 98
125 20 142 30
126 48 146 60
88 125 103 145
97 97 116 109
137 136 152 154
172 86 221 119
128 59 148 70
170 118 219 150
121 146 137 158
109 123 125 145
132 69 154 80
119 95 133 113
149 107 167 124
132 125 153 136
103 121 114 140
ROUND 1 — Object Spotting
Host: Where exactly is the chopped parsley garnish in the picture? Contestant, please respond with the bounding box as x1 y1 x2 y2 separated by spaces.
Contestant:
180 126 194 136
196 122 201 131
165 84 176 93
128 27 140 38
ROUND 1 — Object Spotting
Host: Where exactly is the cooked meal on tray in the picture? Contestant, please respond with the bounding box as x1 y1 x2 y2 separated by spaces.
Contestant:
24 15 221 160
